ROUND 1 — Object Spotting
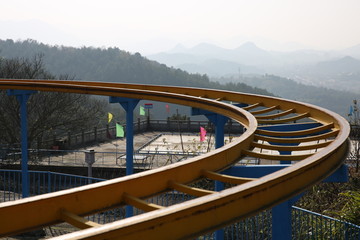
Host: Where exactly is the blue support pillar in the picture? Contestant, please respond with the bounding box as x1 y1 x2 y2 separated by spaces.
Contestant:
192 108 229 240
271 195 301 239
109 97 140 217
7 89 36 198
223 164 348 239
271 164 348 239
204 113 227 211
260 123 322 238
207 114 228 149
191 107 230 149
210 114 226 240
192 104 247 240
192 103 247 149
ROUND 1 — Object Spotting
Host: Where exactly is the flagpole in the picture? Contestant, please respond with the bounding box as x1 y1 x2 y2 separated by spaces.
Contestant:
206 127 213 152
176 109 185 153
115 138 118 165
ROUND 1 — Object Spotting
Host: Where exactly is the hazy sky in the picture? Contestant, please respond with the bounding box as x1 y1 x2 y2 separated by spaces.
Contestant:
1 0 360 54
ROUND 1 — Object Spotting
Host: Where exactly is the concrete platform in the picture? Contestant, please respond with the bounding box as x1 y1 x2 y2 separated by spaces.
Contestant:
33 132 241 169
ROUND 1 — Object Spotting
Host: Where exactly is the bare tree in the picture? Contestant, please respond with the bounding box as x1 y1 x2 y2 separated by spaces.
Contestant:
0 55 106 150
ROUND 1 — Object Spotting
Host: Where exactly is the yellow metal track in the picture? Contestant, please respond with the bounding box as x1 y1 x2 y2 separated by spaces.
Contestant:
0 79 350 239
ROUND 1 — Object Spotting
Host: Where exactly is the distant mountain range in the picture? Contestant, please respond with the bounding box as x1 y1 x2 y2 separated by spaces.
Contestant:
148 42 360 92
0 39 358 117
150 41 360 67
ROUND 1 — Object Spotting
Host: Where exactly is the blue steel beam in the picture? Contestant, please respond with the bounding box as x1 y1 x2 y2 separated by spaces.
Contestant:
222 164 348 182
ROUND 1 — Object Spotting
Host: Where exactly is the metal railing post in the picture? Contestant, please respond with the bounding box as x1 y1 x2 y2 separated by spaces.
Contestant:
47 171 51 193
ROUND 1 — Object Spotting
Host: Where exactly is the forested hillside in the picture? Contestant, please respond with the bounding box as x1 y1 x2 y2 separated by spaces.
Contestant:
213 74 360 116
1 39 356 116
0 39 272 96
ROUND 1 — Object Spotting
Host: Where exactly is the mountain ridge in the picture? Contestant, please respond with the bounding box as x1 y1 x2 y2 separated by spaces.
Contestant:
148 41 360 92
148 41 346 71
0 38 358 117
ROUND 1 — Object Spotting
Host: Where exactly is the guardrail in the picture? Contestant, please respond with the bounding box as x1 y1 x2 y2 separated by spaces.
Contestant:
292 206 360 239
0 170 104 202
0 148 201 169
32 119 243 150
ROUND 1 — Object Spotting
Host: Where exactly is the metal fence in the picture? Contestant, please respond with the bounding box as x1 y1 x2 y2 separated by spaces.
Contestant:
292 206 360 240
1 170 359 239
1 130 234 168
1 149 200 170
32 119 244 150
0 169 104 202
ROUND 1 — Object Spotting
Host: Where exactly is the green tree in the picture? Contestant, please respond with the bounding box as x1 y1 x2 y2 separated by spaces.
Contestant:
334 191 360 225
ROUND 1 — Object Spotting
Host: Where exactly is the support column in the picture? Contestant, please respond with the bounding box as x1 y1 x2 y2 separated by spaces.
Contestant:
109 97 140 217
191 108 230 148
272 197 297 239
223 164 348 239
258 123 328 238
192 103 247 240
192 108 229 240
209 114 227 240
7 89 36 198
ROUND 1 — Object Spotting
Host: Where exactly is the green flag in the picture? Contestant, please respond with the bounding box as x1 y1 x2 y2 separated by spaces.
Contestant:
116 123 124 137
140 106 146 116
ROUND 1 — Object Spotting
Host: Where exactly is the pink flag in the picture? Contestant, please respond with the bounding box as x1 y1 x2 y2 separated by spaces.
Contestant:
165 104 170 113
200 127 206 142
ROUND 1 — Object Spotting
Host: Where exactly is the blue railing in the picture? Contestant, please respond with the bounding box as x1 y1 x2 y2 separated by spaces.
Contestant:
292 206 360 239
222 210 272 240
1 169 359 239
0 169 104 202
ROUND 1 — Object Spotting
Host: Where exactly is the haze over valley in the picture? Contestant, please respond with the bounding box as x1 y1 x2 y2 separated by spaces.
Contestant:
148 42 360 93
1 0 360 117
0 39 359 117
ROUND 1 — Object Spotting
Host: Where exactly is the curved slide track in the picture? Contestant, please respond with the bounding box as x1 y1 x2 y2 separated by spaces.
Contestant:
0 79 350 239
